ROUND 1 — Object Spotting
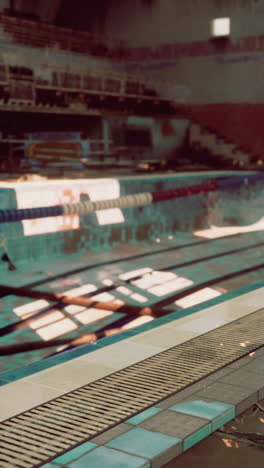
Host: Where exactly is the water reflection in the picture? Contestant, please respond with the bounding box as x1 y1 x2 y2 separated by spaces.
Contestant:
194 217 264 239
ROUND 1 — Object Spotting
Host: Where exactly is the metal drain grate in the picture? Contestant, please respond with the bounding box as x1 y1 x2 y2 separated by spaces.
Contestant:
1 309 264 468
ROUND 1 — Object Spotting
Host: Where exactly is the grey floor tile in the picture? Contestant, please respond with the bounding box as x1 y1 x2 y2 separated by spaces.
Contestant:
196 382 256 405
139 409 209 439
218 368 264 390
236 392 258 415
156 381 212 409
241 357 264 375
254 347 264 358
229 348 264 370
206 366 236 382
151 441 183 468
90 423 132 445
258 387 264 400
229 356 255 369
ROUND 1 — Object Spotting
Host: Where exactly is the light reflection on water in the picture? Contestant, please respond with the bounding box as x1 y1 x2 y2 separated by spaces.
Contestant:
194 216 264 239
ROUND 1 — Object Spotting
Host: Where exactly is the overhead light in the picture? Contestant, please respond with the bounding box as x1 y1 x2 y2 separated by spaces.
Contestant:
211 18 231 38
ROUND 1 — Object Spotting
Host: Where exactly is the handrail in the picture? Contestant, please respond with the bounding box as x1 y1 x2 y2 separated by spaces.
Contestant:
0 65 181 102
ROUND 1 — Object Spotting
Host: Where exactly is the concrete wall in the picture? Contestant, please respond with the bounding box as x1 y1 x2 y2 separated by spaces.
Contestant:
102 0 264 156
103 0 264 104
105 0 263 46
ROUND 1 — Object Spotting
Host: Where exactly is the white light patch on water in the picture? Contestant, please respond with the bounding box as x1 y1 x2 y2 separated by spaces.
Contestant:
30 311 65 329
131 276 154 290
132 271 178 290
119 268 153 281
130 293 148 303
64 284 98 297
116 286 132 295
13 299 50 317
35 318 77 340
75 309 113 325
148 277 194 297
64 305 86 314
175 287 222 308
12 280 121 342
102 279 114 286
122 316 153 330
194 217 264 239
113 299 125 305
92 292 115 302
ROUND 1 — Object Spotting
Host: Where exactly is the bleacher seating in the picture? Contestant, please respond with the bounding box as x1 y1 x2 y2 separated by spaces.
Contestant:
185 104 264 166
0 64 176 115
0 25 180 116
3 60 174 111
188 122 250 169
83 74 103 92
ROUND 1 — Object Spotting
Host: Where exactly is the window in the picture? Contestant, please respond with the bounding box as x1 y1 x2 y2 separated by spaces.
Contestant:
211 18 231 38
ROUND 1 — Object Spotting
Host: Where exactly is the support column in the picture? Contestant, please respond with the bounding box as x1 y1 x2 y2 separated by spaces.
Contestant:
102 117 111 157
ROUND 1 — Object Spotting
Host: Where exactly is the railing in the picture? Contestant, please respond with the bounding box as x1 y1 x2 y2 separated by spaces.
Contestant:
34 64 184 102
0 44 188 113
0 14 124 58
0 54 183 106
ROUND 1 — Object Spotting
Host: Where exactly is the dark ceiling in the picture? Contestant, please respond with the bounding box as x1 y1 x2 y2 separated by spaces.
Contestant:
9 0 156 30
55 0 110 30
55 0 156 30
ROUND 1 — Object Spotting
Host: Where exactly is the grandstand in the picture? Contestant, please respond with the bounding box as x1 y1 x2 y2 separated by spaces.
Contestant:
0 4 257 176
0 9 186 173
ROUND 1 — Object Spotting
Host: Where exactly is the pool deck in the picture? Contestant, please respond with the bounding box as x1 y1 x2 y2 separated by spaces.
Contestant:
0 282 263 468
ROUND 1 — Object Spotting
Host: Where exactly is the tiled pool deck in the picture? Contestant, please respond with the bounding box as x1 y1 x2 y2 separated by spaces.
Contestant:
0 281 263 467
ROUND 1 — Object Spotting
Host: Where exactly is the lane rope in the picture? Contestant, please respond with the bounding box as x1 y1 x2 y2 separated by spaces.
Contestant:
0 173 263 224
